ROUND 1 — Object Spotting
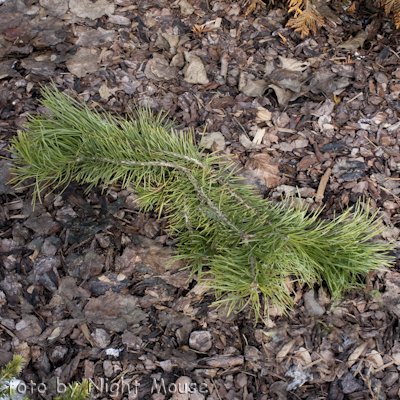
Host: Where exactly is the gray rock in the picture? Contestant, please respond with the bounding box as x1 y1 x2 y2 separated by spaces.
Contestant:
122 331 142 350
91 328 110 349
340 372 363 394
171 376 192 400
303 290 325 317
103 360 113 378
189 331 212 352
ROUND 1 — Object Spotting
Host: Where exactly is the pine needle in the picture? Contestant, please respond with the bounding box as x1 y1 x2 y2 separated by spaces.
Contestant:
0 355 90 400
55 380 91 400
0 355 24 398
9 87 395 321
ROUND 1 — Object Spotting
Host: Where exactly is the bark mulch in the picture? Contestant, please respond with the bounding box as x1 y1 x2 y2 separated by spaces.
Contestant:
1 0 400 399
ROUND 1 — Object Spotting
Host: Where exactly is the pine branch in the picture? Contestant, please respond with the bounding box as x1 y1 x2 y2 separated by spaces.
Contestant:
10 87 394 320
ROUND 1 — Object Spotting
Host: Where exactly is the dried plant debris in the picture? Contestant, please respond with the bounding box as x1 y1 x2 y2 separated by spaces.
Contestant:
0 0 400 398
240 56 351 105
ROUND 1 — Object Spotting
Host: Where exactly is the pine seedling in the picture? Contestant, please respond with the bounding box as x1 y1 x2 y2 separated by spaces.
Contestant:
9 87 394 320
0 355 90 400
55 380 91 400
0 355 24 399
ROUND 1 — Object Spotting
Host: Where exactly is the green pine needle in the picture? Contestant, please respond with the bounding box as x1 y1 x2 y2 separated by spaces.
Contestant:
0 355 24 398
0 355 90 400
55 380 91 400
9 86 395 321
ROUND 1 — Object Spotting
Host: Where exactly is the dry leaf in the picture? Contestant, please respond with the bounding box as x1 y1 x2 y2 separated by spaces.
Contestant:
268 84 302 106
79 323 94 345
184 52 209 85
99 84 111 100
192 24 214 37
200 132 226 151
178 0 195 15
294 347 312 365
162 34 181 48
170 52 185 68
14 342 31 365
366 350 384 369
312 99 335 117
48 326 62 340
339 30 368 50
308 69 338 95
108 15 131 26
66 48 98 78
240 77 269 97
347 340 371 367
98 275 115 284
243 153 280 188
276 339 296 362
318 115 331 130
69 0 115 20
144 55 177 81
316 0 341 25
278 56 309 72
76 28 117 47
269 68 307 92
239 133 260 150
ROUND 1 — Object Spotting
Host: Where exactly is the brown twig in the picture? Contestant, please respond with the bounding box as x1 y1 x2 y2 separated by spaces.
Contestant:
312 142 324 163
316 168 332 204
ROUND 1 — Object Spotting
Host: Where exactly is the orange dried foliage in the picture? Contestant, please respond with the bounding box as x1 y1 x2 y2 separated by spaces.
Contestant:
287 0 325 36
380 0 400 27
245 0 400 36
191 24 214 37
244 0 267 14
347 1 357 12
